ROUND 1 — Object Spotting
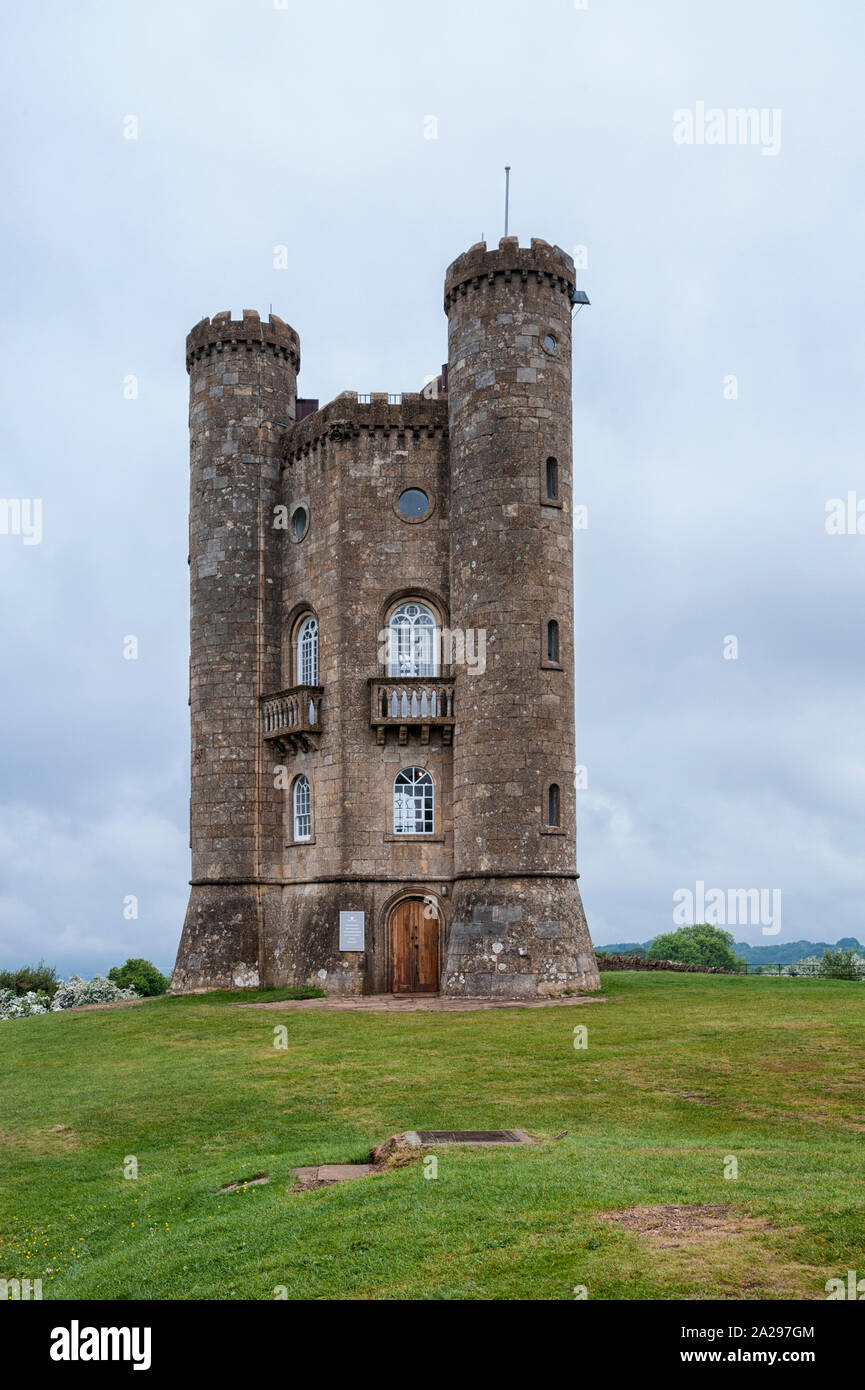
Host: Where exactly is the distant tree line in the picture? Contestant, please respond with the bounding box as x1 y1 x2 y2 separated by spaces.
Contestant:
596 928 865 980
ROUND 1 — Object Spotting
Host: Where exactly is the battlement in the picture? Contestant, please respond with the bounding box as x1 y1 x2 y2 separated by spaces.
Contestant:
186 310 300 372
443 237 575 311
283 390 447 464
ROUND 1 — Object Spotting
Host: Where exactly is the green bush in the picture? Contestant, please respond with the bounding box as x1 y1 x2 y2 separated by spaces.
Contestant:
818 949 863 981
647 925 746 972
107 958 170 997
0 961 58 999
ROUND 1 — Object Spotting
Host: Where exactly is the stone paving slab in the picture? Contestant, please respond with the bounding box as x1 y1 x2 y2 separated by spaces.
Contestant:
317 1164 376 1181
239 993 606 1013
404 1129 535 1147
291 1163 377 1191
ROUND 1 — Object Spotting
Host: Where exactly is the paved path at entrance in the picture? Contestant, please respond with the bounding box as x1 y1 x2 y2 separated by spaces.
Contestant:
238 993 606 1013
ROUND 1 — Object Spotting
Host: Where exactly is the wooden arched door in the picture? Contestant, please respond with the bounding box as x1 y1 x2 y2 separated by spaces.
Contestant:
390 898 439 994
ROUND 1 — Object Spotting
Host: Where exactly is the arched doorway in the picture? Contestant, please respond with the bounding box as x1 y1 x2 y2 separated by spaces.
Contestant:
389 897 440 995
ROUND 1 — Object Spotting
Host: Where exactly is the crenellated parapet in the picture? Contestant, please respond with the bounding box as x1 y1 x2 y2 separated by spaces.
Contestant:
283 390 448 465
186 310 300 373
443 236 575 312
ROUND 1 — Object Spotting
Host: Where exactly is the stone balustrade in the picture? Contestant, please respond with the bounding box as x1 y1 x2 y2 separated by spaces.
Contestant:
260 685 322 753
368 676 455 745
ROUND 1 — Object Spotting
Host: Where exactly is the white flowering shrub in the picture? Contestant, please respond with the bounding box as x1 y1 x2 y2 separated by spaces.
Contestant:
51 975 138 1010
0 988 51 1020
785 956 821 977
784 953 865 980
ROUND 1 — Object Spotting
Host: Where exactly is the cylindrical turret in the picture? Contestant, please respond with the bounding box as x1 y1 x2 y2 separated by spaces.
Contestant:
172 310 299 991
444 238 598 996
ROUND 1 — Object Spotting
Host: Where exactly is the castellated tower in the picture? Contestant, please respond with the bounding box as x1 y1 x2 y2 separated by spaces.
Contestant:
176 311 298 990
444 239 596 996
172 239 599 998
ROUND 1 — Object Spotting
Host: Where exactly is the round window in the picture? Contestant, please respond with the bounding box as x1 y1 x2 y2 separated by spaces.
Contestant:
291 506 308 541
397 488 430 520
543 333 557 353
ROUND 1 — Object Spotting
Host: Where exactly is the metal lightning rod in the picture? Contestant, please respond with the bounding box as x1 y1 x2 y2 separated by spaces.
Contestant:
504 165 511 237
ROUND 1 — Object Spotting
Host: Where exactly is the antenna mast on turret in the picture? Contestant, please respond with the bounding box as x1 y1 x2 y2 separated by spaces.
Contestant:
504 165 511 237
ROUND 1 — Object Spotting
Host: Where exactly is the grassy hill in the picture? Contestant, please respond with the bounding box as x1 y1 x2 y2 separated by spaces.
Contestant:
1 973 863 1300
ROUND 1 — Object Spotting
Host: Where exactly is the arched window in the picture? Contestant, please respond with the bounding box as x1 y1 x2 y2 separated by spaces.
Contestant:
387 602 437 678
548 782 560 829
296 615 318 687
293 775 311 841
545 457 559 501
547 619 560 664
393 767 434 835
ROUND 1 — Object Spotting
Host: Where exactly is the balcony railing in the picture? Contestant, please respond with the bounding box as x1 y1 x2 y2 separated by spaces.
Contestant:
369 676 455 745
260 685 323 754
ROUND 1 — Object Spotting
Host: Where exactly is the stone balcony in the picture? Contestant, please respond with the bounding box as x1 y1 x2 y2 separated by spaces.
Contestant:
260 685 323 754
369 676 455 745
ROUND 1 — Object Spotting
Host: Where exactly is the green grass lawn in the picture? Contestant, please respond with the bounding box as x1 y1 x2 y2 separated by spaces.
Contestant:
1 972 863 1301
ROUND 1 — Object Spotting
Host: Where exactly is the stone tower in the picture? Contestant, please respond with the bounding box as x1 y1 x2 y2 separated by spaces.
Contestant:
444 238 596 996
179 311 298 990
172 238 599 998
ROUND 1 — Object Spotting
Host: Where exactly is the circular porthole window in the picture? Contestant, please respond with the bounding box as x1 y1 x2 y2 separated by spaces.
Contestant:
543 333 557 354
396 487 431 521
290 505 308 542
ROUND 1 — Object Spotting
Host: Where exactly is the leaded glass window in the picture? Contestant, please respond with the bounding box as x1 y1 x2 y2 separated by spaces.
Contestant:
387 602 437 678
297 615 318 686
393 767 434 835
293 775 311 841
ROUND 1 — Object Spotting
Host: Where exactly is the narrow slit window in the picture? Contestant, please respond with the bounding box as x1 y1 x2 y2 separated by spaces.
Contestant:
545 456 559 501
547 619 560 663
548 783 560 828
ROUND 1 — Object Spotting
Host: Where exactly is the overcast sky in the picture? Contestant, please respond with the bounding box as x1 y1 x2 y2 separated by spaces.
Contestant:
1 0 863 977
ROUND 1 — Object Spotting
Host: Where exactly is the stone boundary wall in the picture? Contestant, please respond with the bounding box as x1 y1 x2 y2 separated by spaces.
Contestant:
596 954 736 975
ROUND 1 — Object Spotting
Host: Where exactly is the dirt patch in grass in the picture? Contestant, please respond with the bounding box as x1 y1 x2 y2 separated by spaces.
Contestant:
767 1021 832 1030
600 1204 774 1249
0 1124 82 1154
597 1204 829 1298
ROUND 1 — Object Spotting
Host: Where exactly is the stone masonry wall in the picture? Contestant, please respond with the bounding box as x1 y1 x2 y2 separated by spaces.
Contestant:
259 393 454 993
